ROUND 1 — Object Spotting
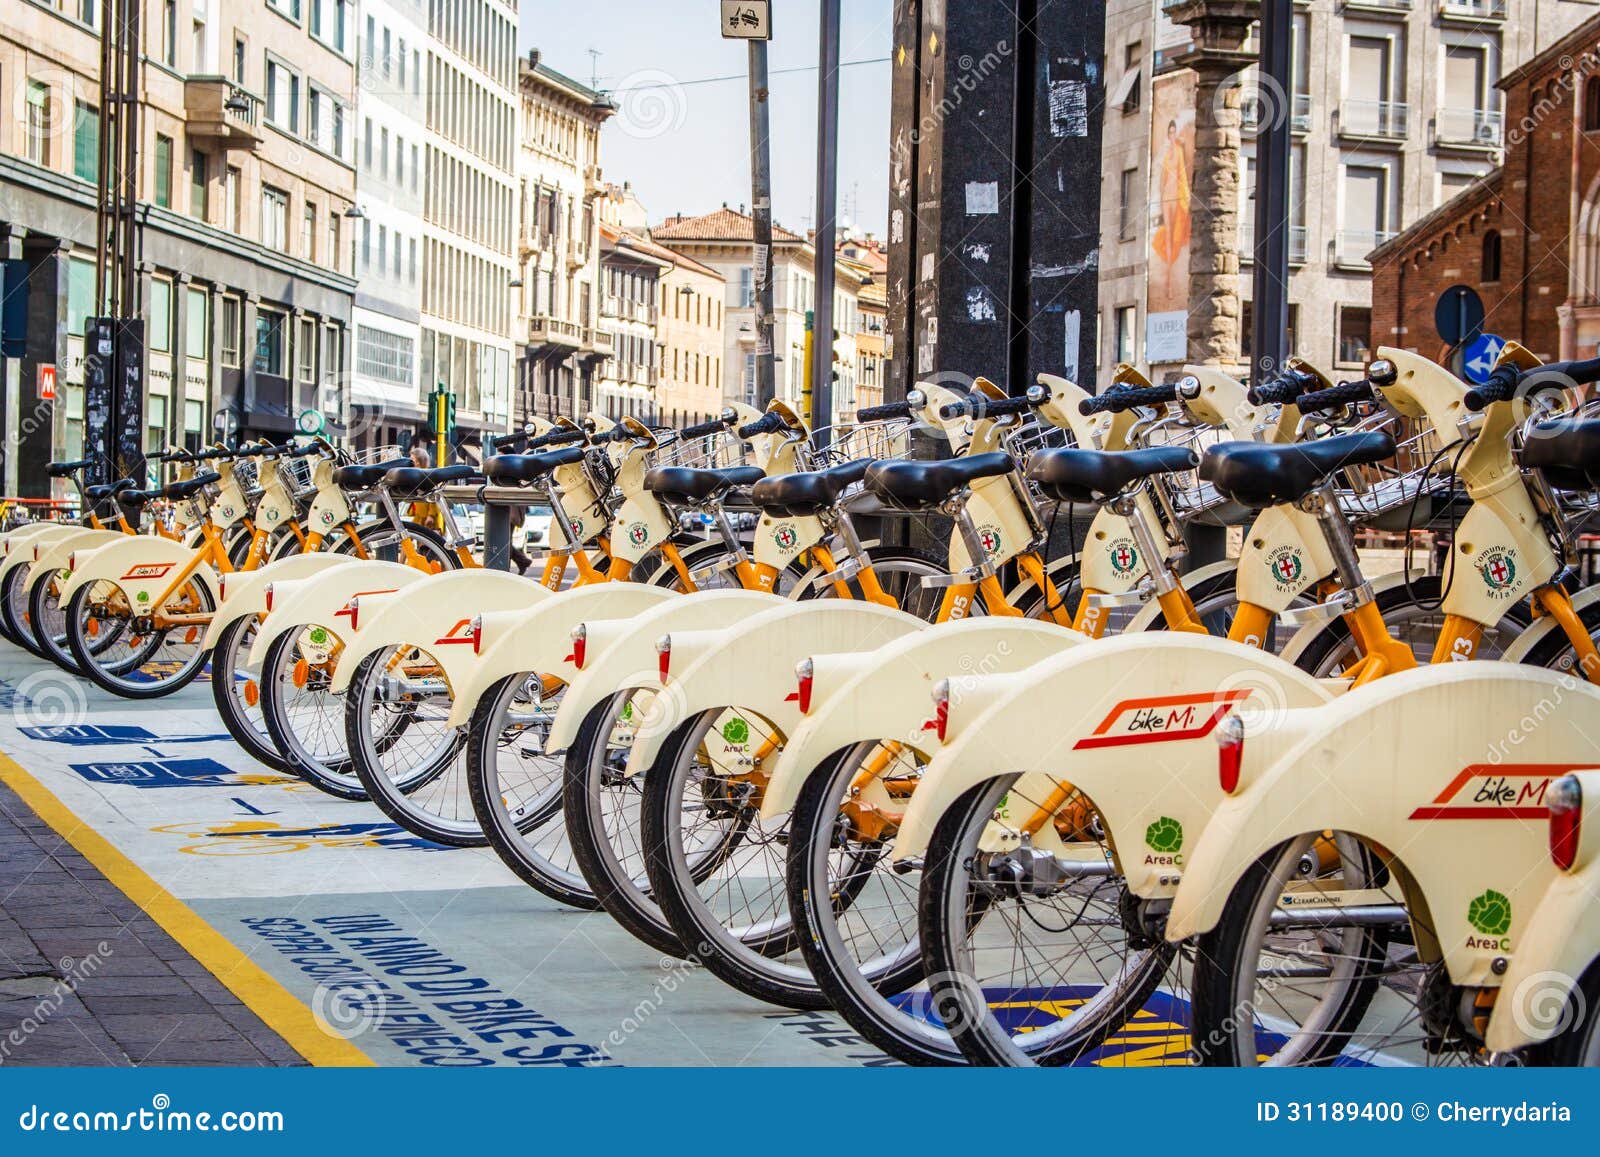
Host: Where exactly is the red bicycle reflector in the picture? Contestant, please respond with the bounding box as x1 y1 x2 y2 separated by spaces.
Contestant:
567 623 587 669
1217 714 1245 793
264 584 275 612
794 658 814 714
1549 775 1583 872
931 678 950 742
655 634 671 682
470 616 483 655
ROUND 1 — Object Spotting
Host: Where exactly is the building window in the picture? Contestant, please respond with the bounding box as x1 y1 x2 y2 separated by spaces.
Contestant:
73 102 99 182
267 0 302 22
185 287 208 360
297 317 316 382
265 59 299 131
738 266 754 308
1113 305 1136 365
329 213 341 273
154 134 173 207
1118 167 1140 241
220 297 241 367
301 202 317 260
1482 229 1502 282
189 148 207 220
1336 306 1371 366
355 327 416 386
1588 78 1600 133
261 185 288 249
25 81 51 166
233 35 246 83
148 279 173 353
226 165 242 231
162 0 177 67
255 308 287 376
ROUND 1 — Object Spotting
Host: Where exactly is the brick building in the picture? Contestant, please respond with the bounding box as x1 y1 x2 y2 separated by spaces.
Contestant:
1372 15 1600 365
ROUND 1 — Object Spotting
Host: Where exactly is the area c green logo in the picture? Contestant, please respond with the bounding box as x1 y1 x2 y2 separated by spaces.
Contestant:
721 717 750 745
1467 889 1511 937
1145 815 1183 854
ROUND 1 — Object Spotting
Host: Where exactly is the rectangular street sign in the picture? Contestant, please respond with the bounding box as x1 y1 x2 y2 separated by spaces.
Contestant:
720 1 771 39
37 364 56 401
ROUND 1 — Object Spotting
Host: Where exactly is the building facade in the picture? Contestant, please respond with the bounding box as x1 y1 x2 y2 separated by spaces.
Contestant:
655 251 725 429
596 217 668 420
513 51 611 424
1099 0 1594 387
348 0 429 450
1 0 359 493
1372 14 1600 365
418 0 518 445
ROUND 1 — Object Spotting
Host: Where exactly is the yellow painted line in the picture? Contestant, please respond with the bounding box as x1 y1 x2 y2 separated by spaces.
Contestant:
0 748 373 1067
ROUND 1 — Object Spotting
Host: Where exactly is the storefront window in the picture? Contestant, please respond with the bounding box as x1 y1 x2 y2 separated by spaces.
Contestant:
149 279 173 353
185 288 208 360
255 308 287 376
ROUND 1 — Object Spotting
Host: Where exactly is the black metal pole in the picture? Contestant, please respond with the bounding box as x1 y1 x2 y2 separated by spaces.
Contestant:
811 0 841 445
748 42 777 408
1250 0 1293 384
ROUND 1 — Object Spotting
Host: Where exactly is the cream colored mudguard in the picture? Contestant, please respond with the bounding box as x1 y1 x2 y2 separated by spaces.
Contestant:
0 523 81 582
1487 768 1600 1053
1166 664 1600 993
246 560 424 665
1500 584 1600 665
627 601 926 776
327 569 548 695
198 553 354 650
891 634 1335 901
540 590 787 750
443 583 678 729
34 529 127 588
758 618 1085 821
56 531 219 608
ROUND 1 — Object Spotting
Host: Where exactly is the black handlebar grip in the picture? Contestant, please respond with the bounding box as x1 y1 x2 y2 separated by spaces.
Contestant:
1247 366 1318 407
1294 380 1375 413
738 411 789 439
528 427 587 450
937 395 1035 420
855 401 913 422
1078 384 1179 416
678 416 730 439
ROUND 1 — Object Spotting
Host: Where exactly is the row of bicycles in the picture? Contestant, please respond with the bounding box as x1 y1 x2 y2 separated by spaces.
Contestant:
4 341 1600 1067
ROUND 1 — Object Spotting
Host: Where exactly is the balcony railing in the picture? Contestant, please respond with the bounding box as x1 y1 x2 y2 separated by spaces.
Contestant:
1341 0 1412 13
602 295 658 325
1435 106 1503 148
1243 92 1312 134
1339 99 1409 140
588 327 614 355
1335 229 1396 267
183 77 263 150
1240 222 1309 264
527 315 583 348
1440 0 1506 20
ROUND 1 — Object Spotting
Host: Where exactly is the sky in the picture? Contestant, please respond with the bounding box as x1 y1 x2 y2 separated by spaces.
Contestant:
519 1 894 237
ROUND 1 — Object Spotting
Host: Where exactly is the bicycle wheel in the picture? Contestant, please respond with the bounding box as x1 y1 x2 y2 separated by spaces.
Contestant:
918 776 1175 1066
1531 958 1600 1066
345 646 474 845
463 672 599 907
28 567 82 673
335 519 460 570
1290 576 1532 676
1188 832 1482 1066
1520 597 1600 680
65 578 214 699
0 562 30 648
787 740 960 1062
209 615 291 773
259 627 366 799
641 707 871 1008
794 544 953 622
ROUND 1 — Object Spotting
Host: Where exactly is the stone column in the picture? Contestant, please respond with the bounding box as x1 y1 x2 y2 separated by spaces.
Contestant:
1187 61 1245 367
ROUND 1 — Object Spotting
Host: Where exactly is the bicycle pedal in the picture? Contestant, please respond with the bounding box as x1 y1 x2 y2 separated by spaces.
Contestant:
825 558 866 584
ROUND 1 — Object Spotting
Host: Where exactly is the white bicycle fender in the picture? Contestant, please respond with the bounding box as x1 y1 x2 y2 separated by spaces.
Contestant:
627 601 925 776
1487 814 1600 1053
200 553 352 651
35 529 128 588
56 534 218 608
543 590 786 751
329 569 548 694
1499 584 1600 665
444 583 676 728
0 523 79 581
891 634 1334 904
1167 664 1600 992
247 561 422 664
1125 558 1240 632
760 617 1081 821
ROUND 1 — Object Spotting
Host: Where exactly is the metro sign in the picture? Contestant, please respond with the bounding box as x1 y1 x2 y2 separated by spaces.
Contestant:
1073 689 1253 750
1408 763 1589 821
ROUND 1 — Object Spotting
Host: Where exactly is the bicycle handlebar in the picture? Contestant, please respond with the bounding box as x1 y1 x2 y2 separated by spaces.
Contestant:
937 394 1035 420
855 401 913 422
678 415 731 439
1078 384 1178 415
1247 366 1320 406
1293 380 1375 413
738 411 790 439
1464 355 1600 411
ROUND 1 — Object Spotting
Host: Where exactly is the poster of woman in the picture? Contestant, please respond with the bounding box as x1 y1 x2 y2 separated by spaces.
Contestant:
1146 70 1197 362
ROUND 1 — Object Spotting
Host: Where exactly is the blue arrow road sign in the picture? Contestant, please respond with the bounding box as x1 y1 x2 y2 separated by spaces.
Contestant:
1462 333 1505 385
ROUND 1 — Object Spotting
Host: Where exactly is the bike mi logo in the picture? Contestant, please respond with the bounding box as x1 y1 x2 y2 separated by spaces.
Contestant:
1466 888 1512 950
627 522 650 547
1478 547 1518 597
1266 545 1304 590
772 524 799 551
976 524 1003 558
1144 815 1183 866
1109 539 1139 576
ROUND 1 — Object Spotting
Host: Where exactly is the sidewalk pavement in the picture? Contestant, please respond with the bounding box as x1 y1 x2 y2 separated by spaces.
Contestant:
0 778 303 1067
